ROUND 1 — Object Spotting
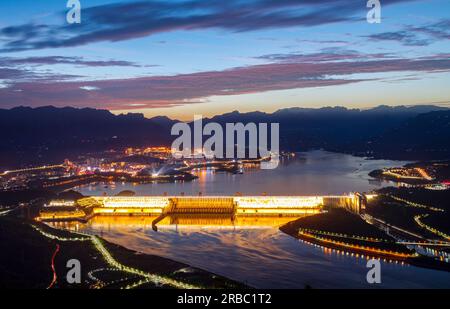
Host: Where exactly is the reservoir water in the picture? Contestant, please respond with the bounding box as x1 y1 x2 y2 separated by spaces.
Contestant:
77 150 407 196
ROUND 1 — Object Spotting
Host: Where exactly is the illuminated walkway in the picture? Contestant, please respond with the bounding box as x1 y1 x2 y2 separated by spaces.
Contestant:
31 225 201 289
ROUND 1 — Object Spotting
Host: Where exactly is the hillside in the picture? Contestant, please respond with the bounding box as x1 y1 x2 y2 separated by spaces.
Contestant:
0 105 448 168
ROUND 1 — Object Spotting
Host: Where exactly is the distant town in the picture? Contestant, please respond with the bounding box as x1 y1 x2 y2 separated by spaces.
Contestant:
0 146 285 192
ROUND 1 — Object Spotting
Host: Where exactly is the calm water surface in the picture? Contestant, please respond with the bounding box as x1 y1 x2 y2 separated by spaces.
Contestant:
78 150 407 196
72 151 450 288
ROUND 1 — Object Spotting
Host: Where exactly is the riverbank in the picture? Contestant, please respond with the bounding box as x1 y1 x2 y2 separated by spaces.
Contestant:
0 215 247 289
280 208 414 260
280 208 450 272
29 172 198 192
368 160 450 185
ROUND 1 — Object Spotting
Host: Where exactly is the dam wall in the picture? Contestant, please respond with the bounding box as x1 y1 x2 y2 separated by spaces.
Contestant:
39 194 365 221
77 196 326 217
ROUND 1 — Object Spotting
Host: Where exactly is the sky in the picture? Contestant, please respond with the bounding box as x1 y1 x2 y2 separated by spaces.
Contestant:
0 0 449 120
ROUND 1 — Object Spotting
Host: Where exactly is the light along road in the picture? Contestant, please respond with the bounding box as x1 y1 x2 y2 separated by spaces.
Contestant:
397 242 450 246
47 244 60 289
0 164 64 176
361 213 427 241
32 225 201 289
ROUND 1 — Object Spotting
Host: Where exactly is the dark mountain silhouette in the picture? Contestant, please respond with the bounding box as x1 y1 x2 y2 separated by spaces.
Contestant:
366 110 450 160
0 106 171 168
0 105 448 168
201 105 448 156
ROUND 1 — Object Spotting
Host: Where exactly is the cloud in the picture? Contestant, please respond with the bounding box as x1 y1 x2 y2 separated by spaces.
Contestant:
256 49 394 63
364 19 450 46
0 67 32 80
0 56 147 84
0 56 143 67
1 51 449 110
0 65 80 82
365 31 431 46
410 19 450 40
296 39 349 45
0 0 416 52
79 86 100 91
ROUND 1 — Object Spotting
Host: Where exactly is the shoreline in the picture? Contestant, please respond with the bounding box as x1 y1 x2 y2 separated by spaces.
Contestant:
0 214 248 289
279 209 450 273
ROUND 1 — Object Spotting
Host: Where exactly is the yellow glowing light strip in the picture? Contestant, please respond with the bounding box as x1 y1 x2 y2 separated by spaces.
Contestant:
414 214 450 240
32 225 201 289
93 208 163 214
382 171 424 180
38 212 86 220
415 168 433 181
298 237 407 265
298 228 387 243
235 197 323 208
298 231 416 258
31 225 90 241
90 236 200 289
387 194 444 212
236 208 320 214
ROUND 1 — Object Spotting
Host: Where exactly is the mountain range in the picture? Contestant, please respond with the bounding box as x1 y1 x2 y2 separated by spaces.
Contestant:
0 105 449 169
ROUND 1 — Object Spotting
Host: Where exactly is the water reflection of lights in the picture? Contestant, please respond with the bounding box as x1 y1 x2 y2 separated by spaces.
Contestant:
297 238 407 266
298 230 416 259
58 214 308 230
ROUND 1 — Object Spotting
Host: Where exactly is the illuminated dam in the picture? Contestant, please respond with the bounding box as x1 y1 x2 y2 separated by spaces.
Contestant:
39 194 366 223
